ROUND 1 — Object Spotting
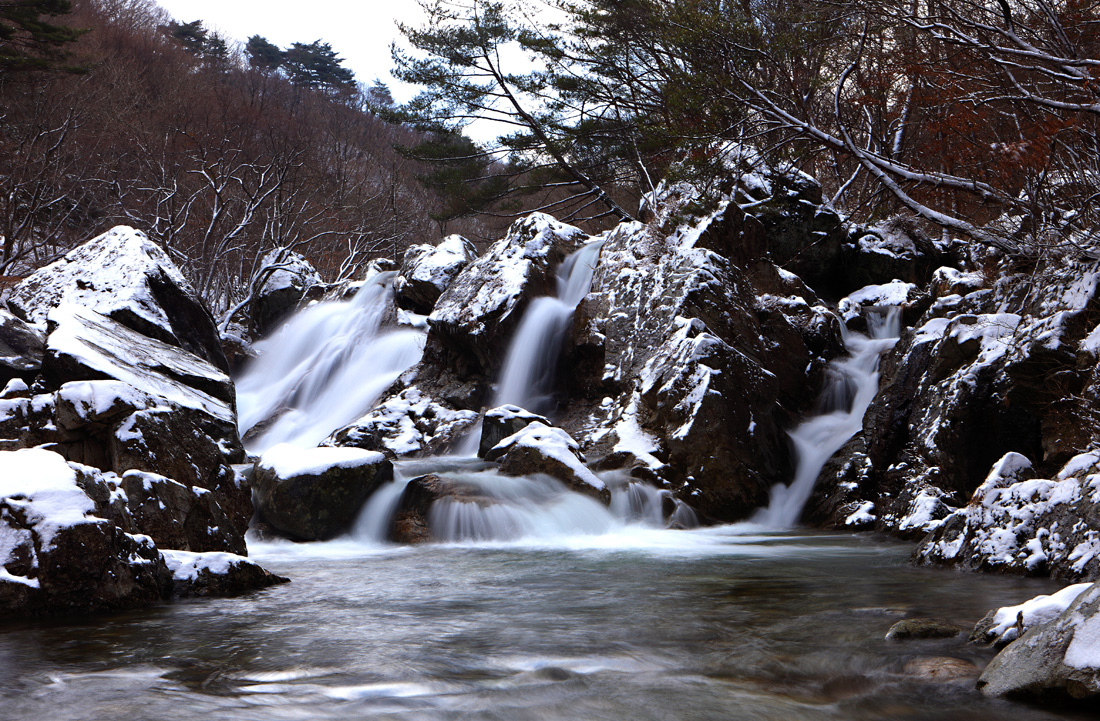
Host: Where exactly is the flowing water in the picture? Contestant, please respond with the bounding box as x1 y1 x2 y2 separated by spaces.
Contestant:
235 273 425 454
0 531 1088 721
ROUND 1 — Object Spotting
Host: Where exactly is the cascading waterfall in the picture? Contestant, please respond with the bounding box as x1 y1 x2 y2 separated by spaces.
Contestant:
754 307 902 528
492 240 604 414
235 272 426 454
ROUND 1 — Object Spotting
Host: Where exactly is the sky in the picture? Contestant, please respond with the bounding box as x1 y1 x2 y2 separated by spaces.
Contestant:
154 0 427 102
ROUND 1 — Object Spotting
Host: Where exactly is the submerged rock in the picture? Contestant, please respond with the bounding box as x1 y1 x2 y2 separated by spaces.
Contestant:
395 234 478 314
978 581 1100 701
8 225 229 372
253 444 393 541
885 618 963 641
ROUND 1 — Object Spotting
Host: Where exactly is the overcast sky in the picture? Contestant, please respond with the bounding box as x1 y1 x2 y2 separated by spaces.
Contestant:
155 0 426 101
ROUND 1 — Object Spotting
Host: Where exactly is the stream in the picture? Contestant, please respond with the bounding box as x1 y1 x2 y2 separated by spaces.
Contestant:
0 528 1088 720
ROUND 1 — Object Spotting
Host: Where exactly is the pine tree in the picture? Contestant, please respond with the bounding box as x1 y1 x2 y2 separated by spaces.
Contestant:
282 40 354 90
0 0 85 74
246 34 283 71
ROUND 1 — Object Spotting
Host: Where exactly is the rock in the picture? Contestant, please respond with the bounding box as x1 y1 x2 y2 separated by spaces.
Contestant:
885 618 964 640
8 225 229 372
426 213 587 377
0 448 173 615
0 309 45 383
119 470 245 555
842 217 942 291
161 550 289 598
248 248 322 337
478 405 551 458
486 422 610 504
395 234 478 314
971 584 1093 648
253 444 393 541
978 581 1100 701
387 473 474 544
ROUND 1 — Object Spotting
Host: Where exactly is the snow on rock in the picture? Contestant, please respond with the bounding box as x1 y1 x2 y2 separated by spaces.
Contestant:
0 309 45 383
395 234 478 314
478 404 551 459
978 581 1100 700
8 225 228 371
0 448 98 549
427 213 587 374
161 549 287 597
249 248 323 337
973 583 1093 646
486 422 610 504
838 281 920 324
930 266 985 299
253 443 394 541
327 385 479 458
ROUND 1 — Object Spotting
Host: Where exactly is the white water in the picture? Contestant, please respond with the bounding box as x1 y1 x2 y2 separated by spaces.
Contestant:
492 240 604 414
755 307 902 528
235 273 426 454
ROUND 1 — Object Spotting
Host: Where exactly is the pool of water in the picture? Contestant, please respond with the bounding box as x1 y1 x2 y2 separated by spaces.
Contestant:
0 528 1089 721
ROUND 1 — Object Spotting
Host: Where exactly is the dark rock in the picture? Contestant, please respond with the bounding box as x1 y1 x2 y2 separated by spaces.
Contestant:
388 473 471 544
8 225 229 372
486 422 611 505
162 550 289 598
0 309 44 384
841 217 942 290
885 618 964 640
478 405 551 458
395 235 478 314
248 248 322 337
120 470 245 555
253 445 393 541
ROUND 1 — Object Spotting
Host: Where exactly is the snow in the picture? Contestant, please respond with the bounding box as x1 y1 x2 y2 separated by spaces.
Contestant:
46 304 232 422
257 248 321 295
0 448 98 550
8 226 195 337
0 378 28 398
400 235 476 288
845 501 876 526
258 444 386 479
982 583 1093 645
56 380 152 423
161 549 249 581
492 422 607 491
1064 585 1100 669
838 281 916 322
897 489 946 532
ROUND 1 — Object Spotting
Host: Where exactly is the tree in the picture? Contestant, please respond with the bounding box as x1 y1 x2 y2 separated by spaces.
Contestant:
164 19 227 61
246 34 282 70
0 0 85 73
283 40 354 90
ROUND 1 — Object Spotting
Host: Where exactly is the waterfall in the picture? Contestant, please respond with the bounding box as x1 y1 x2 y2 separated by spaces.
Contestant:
235 273 425 454
492 240 604 414
754 307 902 528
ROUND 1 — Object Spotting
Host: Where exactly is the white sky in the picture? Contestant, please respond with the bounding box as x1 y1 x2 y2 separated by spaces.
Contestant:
155 0 426 101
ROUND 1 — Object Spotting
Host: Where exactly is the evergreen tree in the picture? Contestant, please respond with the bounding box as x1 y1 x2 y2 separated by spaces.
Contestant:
165 19 228 62
246 34 283 71
0 0 85 74
283 40 354 89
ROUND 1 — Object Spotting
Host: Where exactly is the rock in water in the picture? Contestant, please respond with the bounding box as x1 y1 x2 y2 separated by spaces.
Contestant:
884 618 963 640
486 422 610 505
161 550 288 597
8 225 229 372
253 444 394 540
978 581 1100 701
395 234 478 314
478 405 551 458
248 248 323 337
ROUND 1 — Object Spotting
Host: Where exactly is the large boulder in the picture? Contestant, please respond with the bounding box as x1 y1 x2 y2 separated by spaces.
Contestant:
972 583 1093 647
0 309 45 384
841 217 942 291
0 448 173 615
161 550 288 598
478 405 551 458
8 225 229 372
978 581 1100 701
119 470 245 555
253 444 394 541
485 422 610 504
426 213 587 378
248 248 323 337
395 234 478 314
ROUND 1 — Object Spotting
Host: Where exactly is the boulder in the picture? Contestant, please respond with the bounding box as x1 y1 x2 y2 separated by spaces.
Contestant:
884 618 963 641
161 550 288 598
8 225 229 372
253 444 394 541
426 213 587 377
248 248 323 337
0 448 173 615
395 234 478 314
478 405 551 458
0 309 45 384
841 217 942 290
972 583 1093 648
119 470 245 555
978 581 1100 701
387 472 487 544
485 422 610 504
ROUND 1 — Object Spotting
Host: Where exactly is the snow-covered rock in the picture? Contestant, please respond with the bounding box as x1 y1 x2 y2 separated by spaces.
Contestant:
485 422 610 504
327 385 479 458
118 469 245 555
8 225 229 371
161 550 287 597
253 444 394 541
395 234 478 314
427 214 587 375
973 583 1094 647
478 405 551 459
842 217 941 290
248 248 323 337
977 581 1100 701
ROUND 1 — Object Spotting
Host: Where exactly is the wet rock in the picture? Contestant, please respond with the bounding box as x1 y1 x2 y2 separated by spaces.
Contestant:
395 234 478 314
119 470 245 555
978 582 1100 701
486 422 610 505
162 550 289 598
478 405 551 459
427 213 587 377
902 657 979 682
885 618 964 641
248 248 322 337
8 225 229 372
0 309 44 384
253 444 393 541
388 473 482 544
